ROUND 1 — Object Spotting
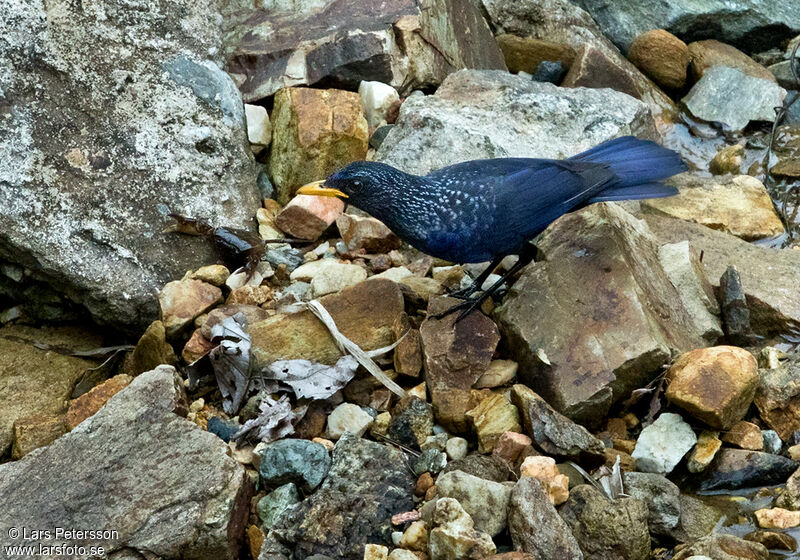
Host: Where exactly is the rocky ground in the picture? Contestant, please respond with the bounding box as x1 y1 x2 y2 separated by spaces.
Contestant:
2 0 800 559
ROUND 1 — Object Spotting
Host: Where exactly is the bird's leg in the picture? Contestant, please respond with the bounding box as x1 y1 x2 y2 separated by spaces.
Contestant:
447 255 505 300
431 244 537 322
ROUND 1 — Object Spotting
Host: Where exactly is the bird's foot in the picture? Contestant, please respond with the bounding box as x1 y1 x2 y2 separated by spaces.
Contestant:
429 298 484 323
445 285 479 300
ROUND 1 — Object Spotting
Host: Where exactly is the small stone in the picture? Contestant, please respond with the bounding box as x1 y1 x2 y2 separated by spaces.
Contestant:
435 470 512 537
337 213 402 254
245 104 272 152
257 483 301 530
407 382 426 401
744 530 797 551
388 397 434 448
400 276 445 302
432 266 465 291
226 284 273 306
532 60 566 84
632 413 697 474
791 444 800 460
561 44 641 99
495 34 575 74
65 374 133 430
755 507 800 529
672 534 768 560
622 472 681 535
474 360 518 389
721 420 764 450
604 448 637 472
416 472 434 496
393 321 423 379
387 549 419 560
11 414 66 459
191 264 231 286
206 416 241 442
257 204 284 240
688 430 723 473
128 320 178 374
709 144 745 175
466 393 522 454
398 520 428 552
445 437 468 461
371 411 391 438
441 454 509 483
719 267 752 344
372 266 414 283
259 439 331 492
414 449 447 476
627 29 689 90
327 403 374 440
688 39 777 83
359 81 399 132
428 498 496 560
275 194 344 241
519 456 570 506
247 525 264 559
665 346 758 430
492 431 533 464
392 511 421 526
421 433 449 452
159 279 222 338
311 437 335 452
763 430 783 454
363 544 388 560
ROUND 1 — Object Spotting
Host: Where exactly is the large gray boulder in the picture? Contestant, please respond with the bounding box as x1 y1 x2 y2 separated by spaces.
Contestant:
0 0 260 333
375 69 657 175
571 0 800 54
0 366 253 559
223 0 506 102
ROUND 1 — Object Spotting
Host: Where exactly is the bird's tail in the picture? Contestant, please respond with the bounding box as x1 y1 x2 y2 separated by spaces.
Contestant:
570 136 686 202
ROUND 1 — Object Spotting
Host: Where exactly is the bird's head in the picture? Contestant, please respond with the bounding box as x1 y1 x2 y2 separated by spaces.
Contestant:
296 161 406 217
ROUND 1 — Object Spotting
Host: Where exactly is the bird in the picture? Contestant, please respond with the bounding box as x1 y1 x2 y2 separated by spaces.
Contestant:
297 136 687 321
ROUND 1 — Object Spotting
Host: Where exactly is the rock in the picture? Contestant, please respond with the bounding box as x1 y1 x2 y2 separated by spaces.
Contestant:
642 214 800 338
508 477 583 559
474 360 518 389
128 319 178 375
159 279 223 339
10 414 66 459
336 213 402 254
257 483 301 530
275 194 345 241
309 261 369 297
268 87 368 204
420 296 500 433
627 30 690 90
259 439 331 492
688 40 777 83
755 507 800 528
641 174 784 241
441 454 510 482
0 366 251 558
495 35 576 74
497 204 705 425
192 264 232 286
492 431 532 464
665 346 757 430
532 60 567 83
65 374 133 430
510 384 605 465
387 397 434 448
697 449 798 491
673 535 768 560
744 530 797 552
755 353 800 441
709 144 745 175
667 494 726 543
375 70 658 177
682 66 786 132
258 203 284 240
387 550 418 560
271 434 415 559
0 0 260 333
721 421 764 450
398 520 428 552
435 470 511 536
414 449 447 476
327 403 374 440
622 472 681 535
0 330 95 456
570 0 800 53
688 430 723 473
770 59 799 89
466 393 521 454
225 0 505 102
359 81 400 132
657 241 722 343
445 437 468 461
519 456 570 505
559 485 650 560
428 497 496 560
246 104 272 152
250 279 404 367
393 319 423 378
762 430 782 454
364 544 388 560
561 43 642 99
776 466 800 510
632 412 697 474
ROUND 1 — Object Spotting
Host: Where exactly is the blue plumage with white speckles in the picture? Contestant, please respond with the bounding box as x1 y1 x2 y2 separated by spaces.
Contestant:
320 136 686 264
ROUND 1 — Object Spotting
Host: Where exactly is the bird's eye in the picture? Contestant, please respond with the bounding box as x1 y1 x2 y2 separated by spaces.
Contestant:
353 180 361 186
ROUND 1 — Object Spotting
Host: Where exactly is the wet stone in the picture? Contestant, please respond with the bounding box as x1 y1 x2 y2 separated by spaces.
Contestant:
697 449 798 491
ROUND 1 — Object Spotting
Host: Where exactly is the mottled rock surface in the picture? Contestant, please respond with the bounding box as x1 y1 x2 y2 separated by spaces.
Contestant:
627 30 690 90
435 470 511 537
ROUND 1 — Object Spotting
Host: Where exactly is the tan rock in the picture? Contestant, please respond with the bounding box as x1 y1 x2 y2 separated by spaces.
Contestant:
519 456 570 505
709 144 744 175
250 279 404 366
492 431 533 464
371 411 391 438
275 194 345 241
688 39 776 83
687 430 722 473
247 524 265 559
562 43 641 99
387 549 420 560
399 520 428 552
604 448 636 472
474 359 518 389
416 472 434 497
65 374 133 430
159 278 222 338
337 213 401 253
408 382 426 401
466 393 522 453
755 507 800 529
429 498 496 560
257 203 284 240
393 315 423 378
400 276 445 302
665 346 758 430
269 87 368 204
364 543 389 560
755 356 800 441
642 174 784 241
128 320 177 375
226 284 273 306
496 34 576 74
743 530 797 552
11 414 66 459
613 438 636 456
627 29 689 90
721 420 764 451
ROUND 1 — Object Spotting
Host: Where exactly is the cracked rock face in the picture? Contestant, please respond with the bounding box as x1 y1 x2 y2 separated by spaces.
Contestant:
0 0 260 333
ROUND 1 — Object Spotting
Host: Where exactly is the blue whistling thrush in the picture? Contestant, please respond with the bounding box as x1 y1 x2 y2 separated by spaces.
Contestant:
297 136 686 320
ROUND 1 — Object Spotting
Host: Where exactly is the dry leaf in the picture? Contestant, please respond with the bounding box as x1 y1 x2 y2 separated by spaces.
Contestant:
209 313 252 414
232 394 298 443
264 355 359 400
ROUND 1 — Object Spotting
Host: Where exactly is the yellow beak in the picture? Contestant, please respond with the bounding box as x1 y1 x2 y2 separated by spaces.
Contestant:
296 180 349 198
